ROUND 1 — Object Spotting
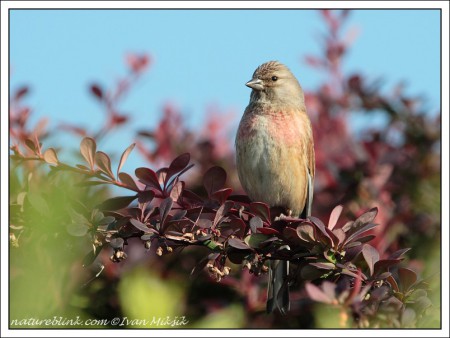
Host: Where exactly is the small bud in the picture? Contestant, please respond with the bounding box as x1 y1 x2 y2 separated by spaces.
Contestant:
145 241 151 250
183 233 194 240
10 233 19 248
166 246 173 253
339 310 349 327
223 267 231 275
156 247 163 256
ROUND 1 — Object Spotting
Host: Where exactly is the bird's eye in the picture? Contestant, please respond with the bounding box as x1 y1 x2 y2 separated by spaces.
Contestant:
271 76 278 81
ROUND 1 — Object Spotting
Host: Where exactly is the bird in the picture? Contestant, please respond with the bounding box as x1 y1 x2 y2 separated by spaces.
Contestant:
235 61 315 314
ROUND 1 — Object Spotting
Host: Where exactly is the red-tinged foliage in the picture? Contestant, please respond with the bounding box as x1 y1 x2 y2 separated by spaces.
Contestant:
125 53 151 74
9 10 439 329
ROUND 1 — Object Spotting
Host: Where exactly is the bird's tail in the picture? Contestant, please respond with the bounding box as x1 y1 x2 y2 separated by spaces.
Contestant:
266 258 290 314
267 172 313 314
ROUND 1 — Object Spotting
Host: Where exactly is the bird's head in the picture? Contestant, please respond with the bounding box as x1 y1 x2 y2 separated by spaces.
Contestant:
246 61 305 109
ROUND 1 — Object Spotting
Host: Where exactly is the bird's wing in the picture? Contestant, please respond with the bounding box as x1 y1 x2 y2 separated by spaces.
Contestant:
305 170 314 218
304 136 315 218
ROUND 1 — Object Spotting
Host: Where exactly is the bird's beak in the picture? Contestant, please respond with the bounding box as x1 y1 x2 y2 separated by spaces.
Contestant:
245 78 264 91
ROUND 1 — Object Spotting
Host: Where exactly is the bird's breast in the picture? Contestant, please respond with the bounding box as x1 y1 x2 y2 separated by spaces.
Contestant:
235 108 311 215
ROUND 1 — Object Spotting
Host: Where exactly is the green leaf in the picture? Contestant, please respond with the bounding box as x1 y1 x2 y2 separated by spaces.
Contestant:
244 233 270 249
27 193 50 215
67 222 89 237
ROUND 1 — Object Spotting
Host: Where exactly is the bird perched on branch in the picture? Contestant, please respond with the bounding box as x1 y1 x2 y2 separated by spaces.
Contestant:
235 61 315 314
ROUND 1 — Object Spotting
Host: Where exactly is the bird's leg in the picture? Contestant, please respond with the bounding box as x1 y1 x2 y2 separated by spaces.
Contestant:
274 208 293 221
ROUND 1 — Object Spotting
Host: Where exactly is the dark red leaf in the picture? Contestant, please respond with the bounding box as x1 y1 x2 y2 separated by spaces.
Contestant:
90 84 103 100
228 238 250 250
345 245 363 261
398 268 418 292
211 188 233 204
344 223 377 246
190 257 210 278
282 226 312 247
389 248 411 260
249 202 271 223
203 166 227 197
97 195 138 210
227 194 252 204
138 190 155 204
111 114 128 125
345 269 363 305
362 244 379 276
95 151 115 179
159 197 173 225
296 223 316 242
226 218 246 238
130 219 153 233
257 227 280 235
356 235 376 244
135 167 161 191
182 189 204 204
117 143 135 177
25 138 37 153
171 209 187 221
167 153 190 178
196 219 212 229
309 216 333 246
14 86 29 100
386 275 400 292
118 172 139 191
351 207 378 231
373 259 401 276
213 201 233 226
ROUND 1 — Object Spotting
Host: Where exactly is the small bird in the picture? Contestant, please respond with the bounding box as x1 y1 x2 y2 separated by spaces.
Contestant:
235 61 315 314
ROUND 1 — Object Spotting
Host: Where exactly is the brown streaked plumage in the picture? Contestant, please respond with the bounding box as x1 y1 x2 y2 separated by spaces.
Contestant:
235 61 315 313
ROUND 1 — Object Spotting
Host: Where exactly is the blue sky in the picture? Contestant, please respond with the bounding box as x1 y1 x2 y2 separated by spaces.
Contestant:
9 9 441 169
